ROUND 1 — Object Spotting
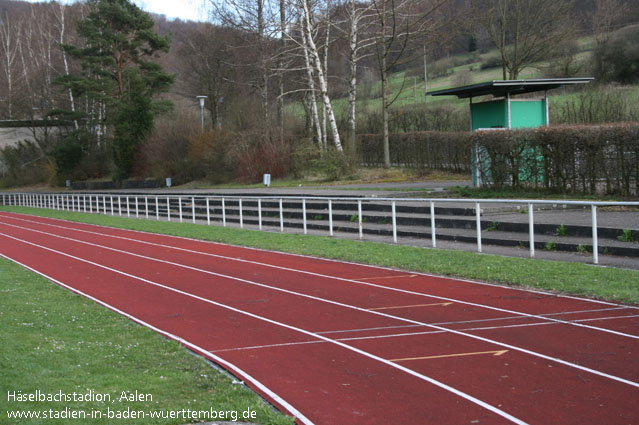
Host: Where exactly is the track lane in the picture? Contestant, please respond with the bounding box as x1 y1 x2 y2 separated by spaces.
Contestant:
0 231 527 425
3 212 636 332
1 214 639 422
1 213 638 381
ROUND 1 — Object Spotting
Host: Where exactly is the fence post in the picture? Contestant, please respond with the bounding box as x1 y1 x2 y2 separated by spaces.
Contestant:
302 199 307 235
528 203 535 258
392 201 397 243
279 199 284 232
476 202 482 253
358 200 363 239
167 197 171 221
126 196 130 217
329 199 333 236
592 205 599 265
135 197 139 217
178 197 183 222
239 198 244 228
118 197 122 216
222 198 226 226
430 201 437 248
192 196 196 224
206 198 210 225
156 197 159 220
145 197 148 219
258 199 262 230
110 197 114 215
103 196 107 215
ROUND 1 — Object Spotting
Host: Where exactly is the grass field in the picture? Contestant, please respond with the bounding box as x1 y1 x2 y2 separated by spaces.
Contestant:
1 205 638 423
0 219 295 424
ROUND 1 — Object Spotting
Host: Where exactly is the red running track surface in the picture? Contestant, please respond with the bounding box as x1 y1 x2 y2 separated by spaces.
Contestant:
1 211 638 425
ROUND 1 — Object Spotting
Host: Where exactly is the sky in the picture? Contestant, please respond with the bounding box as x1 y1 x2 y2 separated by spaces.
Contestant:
133 0 208 22
23 0 209 22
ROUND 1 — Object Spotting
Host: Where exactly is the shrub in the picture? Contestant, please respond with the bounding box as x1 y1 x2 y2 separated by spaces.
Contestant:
229 131 295 183
0 140 50 187
592 25 639 84
311 148 355 181
471 123 639 196
358 131 472 173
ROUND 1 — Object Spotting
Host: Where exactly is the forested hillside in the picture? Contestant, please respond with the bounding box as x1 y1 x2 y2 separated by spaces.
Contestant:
1 0 638 187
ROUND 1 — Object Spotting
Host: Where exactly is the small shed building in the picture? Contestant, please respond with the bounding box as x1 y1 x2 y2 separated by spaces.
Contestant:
427 78 594 186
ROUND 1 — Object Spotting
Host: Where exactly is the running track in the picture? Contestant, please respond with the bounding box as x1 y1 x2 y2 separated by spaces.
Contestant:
1 211 638 424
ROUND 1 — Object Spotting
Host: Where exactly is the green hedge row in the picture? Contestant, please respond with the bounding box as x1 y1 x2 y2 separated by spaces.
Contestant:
357 132 472 173
472 123 639 195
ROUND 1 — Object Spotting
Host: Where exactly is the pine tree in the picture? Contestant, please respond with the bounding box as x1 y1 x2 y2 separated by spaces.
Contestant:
55 0 173 180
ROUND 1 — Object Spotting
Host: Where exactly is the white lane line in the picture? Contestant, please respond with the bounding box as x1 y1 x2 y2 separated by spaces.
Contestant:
2 215 637 341
1 224 638 390
213 314 639 354
0 235 530 425
0 253 314 425
4 211 634 311
317 306 629 335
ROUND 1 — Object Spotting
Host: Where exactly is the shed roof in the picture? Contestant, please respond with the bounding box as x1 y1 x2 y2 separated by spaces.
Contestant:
426 78 594 99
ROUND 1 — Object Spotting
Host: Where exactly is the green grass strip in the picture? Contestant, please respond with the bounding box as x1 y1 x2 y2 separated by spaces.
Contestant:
2 206 638 305
0 240 293 424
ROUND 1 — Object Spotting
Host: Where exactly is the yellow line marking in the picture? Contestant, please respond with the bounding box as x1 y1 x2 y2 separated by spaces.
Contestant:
391 350 509 362
367 302 453 311
355 274 419 281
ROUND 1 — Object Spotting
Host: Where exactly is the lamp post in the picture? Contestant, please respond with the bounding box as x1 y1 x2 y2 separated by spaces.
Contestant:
196 95 207 130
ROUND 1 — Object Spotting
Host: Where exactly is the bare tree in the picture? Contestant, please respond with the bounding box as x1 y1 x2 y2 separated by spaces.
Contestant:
0 9 20 118
473 0 576 80
299 0 343 150
371 0 447 168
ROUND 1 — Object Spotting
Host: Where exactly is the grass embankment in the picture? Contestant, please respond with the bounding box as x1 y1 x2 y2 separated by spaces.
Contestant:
2 206 638 305
0 227 294 424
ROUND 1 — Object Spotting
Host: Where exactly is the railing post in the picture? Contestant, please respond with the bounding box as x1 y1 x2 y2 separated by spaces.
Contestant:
222 198 226 226
239 198 243 228
103 196 107 215
392 201 397 243
430 200 437 248
145 197 148 219
302 199 307 235
192 196 196 224
279 199 284 232
110 196 114 215
155 197 159 220
167 197 171 221
592 205 599 265
178 197 183 222
126 196 130 217
358 199 363 239
258 199 262 230
329 199 333 236
118 197 122 216
135 197 139 217
476 202 482 253
528 203 535 258
206 198 210 225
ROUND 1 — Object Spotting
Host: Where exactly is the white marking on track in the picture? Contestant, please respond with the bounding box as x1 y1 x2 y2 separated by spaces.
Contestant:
0 234 531 425
0 253 315 425
2 213 637 341
1 224 638 390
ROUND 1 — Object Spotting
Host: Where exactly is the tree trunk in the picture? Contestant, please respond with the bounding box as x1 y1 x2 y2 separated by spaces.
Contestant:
302 0 342 151
347 0 358 157
299 5 323 147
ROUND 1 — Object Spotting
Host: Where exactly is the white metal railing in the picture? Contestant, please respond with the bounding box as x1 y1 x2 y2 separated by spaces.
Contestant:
2 192 639 266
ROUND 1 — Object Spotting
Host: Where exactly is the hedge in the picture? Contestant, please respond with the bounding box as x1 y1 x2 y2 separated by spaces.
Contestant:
357 131 472 173
471 123 639 196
